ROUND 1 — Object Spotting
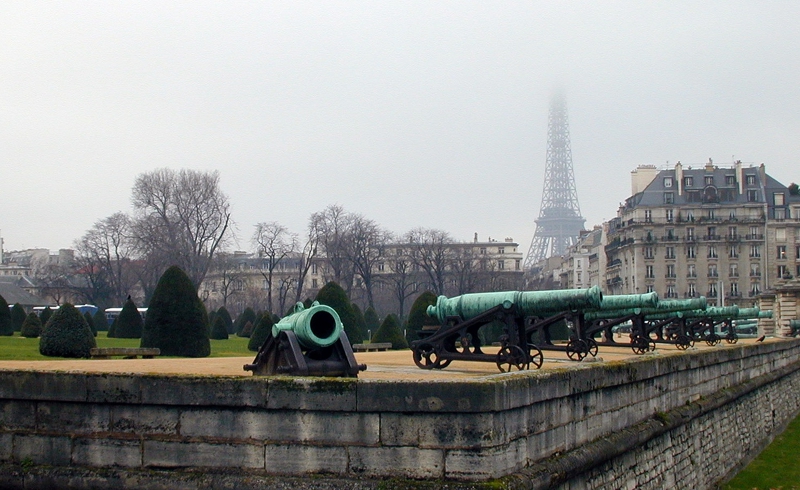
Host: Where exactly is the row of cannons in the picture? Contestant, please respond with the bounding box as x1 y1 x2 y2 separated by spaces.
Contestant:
243 289 773 377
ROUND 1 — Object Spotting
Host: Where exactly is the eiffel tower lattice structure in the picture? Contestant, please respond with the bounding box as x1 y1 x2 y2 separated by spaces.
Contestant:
524 95 586 269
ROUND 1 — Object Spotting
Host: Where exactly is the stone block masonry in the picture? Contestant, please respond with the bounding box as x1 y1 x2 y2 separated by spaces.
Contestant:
1 340 799 489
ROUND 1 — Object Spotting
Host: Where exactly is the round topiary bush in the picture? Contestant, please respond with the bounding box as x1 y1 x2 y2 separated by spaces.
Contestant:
20 312 43 338
140 265 210 357
235 307 257 337
210 315 229 340
217 306 234 334
371 313 408 349
11 303 26 332
115 296 143 339
39 306 54 327
248 313 274 351
39 303 97 358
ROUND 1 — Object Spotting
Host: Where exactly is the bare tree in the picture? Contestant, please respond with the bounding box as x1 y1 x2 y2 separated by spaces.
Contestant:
450 246 480 295
346 214 390 309
252 222 297 313
404 228 454 296
294 218 322 303
206 253 247 310
131 168 232 288
74 212 136 306
379 246 421 320
310 204 355 292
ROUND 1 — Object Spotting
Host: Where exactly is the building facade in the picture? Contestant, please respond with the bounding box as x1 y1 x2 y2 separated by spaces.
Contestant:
603 161 800 307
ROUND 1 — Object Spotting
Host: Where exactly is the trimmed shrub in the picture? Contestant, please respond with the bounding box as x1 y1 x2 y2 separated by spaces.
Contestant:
210 315 229 340
107 317 118 338
84 312 97 337
364 307 381 340
20 312 42 338
11 303 26 332
248 313 274 351
405 291 439 342
0 295 12 336
93 309 108 332
351 304 368 342
234 308 257 336
39 306 53 327
39 303 97 358
372 314 408 349
115 297 143 339
217 306 234 334
140 265 210 357
315 282 362 344
240 320 254 338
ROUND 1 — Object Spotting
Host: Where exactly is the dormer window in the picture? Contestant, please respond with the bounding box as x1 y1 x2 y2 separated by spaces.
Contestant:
684 176 693 187
705 176 714 185
746 174 756 185
664 177 673 188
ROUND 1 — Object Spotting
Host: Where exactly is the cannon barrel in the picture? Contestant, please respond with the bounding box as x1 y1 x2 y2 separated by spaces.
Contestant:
585 297 707 321
791 319 800 328
735 308 772 319
426 286 603 324
597 292 659 311
642 305 740 321
272 302 343 349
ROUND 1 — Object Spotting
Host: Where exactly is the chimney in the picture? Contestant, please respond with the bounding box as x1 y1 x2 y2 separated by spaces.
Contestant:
759 163 767 187
675 161 683 196
735 160 744 194
705 158 714 172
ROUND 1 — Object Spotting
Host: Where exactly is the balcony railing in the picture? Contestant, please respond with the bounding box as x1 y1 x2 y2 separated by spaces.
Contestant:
708 272 719 277
745 234 764 240
704 235 722 241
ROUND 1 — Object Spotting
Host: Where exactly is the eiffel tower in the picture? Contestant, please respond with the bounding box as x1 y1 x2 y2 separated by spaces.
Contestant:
524 94 586 269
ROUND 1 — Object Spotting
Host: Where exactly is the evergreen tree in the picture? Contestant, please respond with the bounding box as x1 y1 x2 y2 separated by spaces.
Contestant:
84 312 97 337
39 306 53 328
351 303 368 343
0 295 12 336
234 307 257 336
315 282 362 343
405 291 439 342
107 317 118 338
116 296 144 339
372 314 408 349
364 307 381 342
208 310 218 334
141 265 210 357
93 309 108 332
240 320 254 338
39 303 97 358
20 312 43 338
210 315 229 340
248 313 274 351
217 306 234 334
11 303 26 332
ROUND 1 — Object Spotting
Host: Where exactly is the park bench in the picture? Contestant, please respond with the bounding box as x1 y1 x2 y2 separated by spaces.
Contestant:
351 342 392 352
89 347 161 359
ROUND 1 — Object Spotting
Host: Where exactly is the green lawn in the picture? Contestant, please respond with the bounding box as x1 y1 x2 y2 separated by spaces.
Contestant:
723 413 800 489
0 332 254 360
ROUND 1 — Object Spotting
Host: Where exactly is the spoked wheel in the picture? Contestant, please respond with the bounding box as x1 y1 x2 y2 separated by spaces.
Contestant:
705 333 721 346
725 333 738 344
630 336 649 355
586 338 599 357
566 339 588 361
649 339 657 352
413 343 443 370
496 345 529 372
676 335 693 350
528 344 544 369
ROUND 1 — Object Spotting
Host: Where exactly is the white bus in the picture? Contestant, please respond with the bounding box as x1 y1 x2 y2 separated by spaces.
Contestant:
104 307 148 326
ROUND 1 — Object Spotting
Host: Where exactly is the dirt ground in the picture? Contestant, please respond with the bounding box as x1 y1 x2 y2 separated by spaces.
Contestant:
0 337 770 381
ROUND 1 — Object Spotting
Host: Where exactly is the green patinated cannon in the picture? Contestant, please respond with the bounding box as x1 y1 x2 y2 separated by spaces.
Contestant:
791 319 800 336
245 302 366 377
426 286 604 323
584 297 708 321
596 291 659 311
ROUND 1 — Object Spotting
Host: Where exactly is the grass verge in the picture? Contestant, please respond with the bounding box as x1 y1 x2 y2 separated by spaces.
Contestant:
724 412 800 489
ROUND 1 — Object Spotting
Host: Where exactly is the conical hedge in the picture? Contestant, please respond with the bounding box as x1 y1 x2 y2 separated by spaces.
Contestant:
0 295 12 336
210 315 229 340
372 313 408 349
39 303 97 358
248 313 274 351
405 291 438 342
141 265 210 357
20 312 42 338
116 296 143 339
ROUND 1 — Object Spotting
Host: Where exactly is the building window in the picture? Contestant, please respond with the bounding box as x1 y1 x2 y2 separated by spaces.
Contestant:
729 245 738 258
378 262 385 271
687 210 695 221
576 271 582 282
644 209 652 222
644 246 654 259
687 264 697 278
235 280 244 291
750 244 761 258
687 283 697 297
729 210 736 220
707 208 716 219
705 176 714 185
686 227 695 240
312 278 318 288
666 264 676 278
750 263 761 277
480 247 487 254
708 245 718 259
747 190 759 202
707 226 717 239
708 282 718 298
684 176 693 187
777 228 786 241
777 245 787 259
775 208 786 220
666 285 677 298
687 245 696 259
728 226 738 239
665 246 675 259
664 192 674 204
750 283 761 297
746 174 756 185
796 245 800 259
312 263 318 274
774 193 785 205
778 265 790 279
666 209 674 222
730 264 738 277
498 247 505 254
515 260 520 271
725 175 736 186
646 285 655 293
664 177 673 188
708 264 718 277
730 282 739 296
646 265 654 278
498 260 505 270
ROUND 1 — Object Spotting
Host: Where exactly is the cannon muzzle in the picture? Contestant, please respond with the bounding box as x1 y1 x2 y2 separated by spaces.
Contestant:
426 286 603 324
597 292 659 311
272 302 343 349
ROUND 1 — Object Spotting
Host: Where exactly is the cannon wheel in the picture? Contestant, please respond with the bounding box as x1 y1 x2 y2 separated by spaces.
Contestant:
528 344 544 369
586 338 599 357
676 335 693 350
705 333 721 346
725 333 738 344
496 345 529 372
630 336 649 355
413 343 444 370
566 339 587 361
649 339 657 352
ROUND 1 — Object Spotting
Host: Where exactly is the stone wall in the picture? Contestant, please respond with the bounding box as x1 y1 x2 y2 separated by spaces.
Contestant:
1 339 799 489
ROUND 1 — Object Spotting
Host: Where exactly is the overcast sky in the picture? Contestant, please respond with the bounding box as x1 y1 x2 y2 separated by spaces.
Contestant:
2 2 798 255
